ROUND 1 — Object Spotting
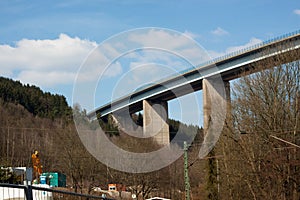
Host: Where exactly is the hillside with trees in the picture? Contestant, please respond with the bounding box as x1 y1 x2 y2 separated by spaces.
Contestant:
0 77 72 119
0 78 205 199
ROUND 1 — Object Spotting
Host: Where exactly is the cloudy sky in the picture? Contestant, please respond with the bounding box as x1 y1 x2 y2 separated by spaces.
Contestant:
1 0 300 125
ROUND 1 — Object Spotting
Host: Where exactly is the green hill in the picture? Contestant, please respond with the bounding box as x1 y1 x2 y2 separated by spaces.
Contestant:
0 77 71 119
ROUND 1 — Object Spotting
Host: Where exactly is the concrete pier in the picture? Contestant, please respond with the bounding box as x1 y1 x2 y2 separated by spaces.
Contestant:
143 100 169 145
202 77 227 153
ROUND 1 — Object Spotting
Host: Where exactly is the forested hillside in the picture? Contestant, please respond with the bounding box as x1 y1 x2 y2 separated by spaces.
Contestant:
0 77 71 118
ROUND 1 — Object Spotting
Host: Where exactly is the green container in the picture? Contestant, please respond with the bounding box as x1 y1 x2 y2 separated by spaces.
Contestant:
42 172 66 187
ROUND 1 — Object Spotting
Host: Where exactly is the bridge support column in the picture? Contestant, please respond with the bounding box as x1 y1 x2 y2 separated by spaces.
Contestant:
202 78 227 136
143 100 169 145
224 81 232 124
203 79 212 134
203 78 228 198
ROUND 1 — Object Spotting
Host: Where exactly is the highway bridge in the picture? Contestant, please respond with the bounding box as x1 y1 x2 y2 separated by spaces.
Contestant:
87 30 300 145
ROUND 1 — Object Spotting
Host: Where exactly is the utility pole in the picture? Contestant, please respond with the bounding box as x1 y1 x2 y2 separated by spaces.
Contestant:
184 141 190 200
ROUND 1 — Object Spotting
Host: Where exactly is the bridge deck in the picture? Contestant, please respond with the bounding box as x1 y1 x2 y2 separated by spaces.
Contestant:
87 30 300 120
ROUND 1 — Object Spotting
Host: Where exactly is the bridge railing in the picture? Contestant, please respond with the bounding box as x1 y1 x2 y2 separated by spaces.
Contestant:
0 183 113 200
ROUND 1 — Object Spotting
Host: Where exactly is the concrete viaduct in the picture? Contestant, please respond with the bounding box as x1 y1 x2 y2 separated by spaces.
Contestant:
88 30 300 145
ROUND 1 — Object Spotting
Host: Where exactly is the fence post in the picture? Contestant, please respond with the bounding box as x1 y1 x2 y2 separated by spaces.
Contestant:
25 185 34 200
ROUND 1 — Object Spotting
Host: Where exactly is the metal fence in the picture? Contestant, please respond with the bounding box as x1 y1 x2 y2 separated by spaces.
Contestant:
0 183 114 200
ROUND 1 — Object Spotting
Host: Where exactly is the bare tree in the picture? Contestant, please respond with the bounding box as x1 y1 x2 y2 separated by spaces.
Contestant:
218 43 300 199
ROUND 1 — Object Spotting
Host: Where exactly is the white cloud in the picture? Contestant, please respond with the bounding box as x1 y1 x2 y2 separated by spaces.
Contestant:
0 34 125 87
127 29 211 67
208 37 263 59
211 27 229 36
127 29 209 61
17 70 76 87
294 9 300 15
128 29 189 50
75 43 123 82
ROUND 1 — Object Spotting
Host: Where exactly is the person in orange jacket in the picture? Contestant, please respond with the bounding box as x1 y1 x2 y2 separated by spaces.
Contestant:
31 150 43 180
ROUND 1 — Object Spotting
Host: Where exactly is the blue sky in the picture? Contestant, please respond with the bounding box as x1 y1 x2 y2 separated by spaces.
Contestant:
1 0 300 125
